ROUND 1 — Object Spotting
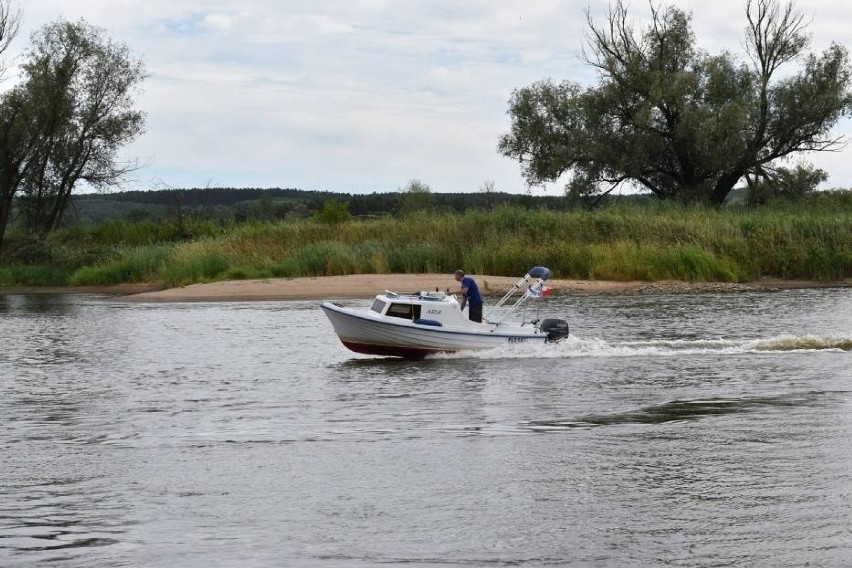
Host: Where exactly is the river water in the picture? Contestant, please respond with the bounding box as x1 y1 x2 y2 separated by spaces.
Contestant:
1 288 850 567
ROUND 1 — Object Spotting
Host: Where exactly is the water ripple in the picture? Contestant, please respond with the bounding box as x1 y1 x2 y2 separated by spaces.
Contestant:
521 391 843 430
1 291 851 567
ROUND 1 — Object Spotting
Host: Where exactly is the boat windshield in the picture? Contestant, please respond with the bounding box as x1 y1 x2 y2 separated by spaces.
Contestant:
370 299 386 313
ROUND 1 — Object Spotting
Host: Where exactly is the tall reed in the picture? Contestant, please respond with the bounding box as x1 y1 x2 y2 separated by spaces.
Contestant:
54 194 852 287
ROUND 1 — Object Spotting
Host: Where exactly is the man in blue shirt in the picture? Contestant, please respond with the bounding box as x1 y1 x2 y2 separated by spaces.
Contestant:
453 269 484 322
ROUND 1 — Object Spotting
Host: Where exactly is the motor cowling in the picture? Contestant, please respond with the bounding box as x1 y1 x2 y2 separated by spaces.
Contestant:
540 318 569 342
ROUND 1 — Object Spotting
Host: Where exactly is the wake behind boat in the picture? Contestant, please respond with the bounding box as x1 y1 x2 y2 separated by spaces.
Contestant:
321 267 569 359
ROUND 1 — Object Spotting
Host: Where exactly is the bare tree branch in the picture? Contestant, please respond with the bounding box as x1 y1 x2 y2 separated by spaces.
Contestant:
746 0 810 78
0 0 21 80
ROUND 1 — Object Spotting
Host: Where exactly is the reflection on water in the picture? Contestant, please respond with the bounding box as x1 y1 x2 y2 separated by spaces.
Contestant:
1 293 79 314
522 391 839 429
0 289 850 567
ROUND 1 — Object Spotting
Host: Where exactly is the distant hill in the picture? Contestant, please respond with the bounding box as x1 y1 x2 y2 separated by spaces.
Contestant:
68 187 587 224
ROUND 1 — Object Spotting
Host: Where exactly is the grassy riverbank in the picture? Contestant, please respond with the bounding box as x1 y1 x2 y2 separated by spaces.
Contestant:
1 193 850 288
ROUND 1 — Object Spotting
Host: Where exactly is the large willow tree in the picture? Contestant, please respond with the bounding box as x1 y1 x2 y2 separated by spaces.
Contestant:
499 0 852 204
0 18 146 253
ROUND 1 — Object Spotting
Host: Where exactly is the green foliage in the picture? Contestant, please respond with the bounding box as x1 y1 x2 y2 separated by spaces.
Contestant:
386 242 454 274
746 165 829 205
175 195 849 284
68 245 171 285
499 0 852 204
2 234 52 264
277 242 354 276
66 187 579 226
2 192 850 288
396 179 435 216
80 218 222 245
312 199 352 225
221 266 274 281
0 17 146 254
0 264 67 286
157 245 231 288
1 229 101 269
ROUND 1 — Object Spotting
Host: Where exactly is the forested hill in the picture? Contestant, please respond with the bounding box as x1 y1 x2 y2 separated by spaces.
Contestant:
69 187 587 224
80 187 344 207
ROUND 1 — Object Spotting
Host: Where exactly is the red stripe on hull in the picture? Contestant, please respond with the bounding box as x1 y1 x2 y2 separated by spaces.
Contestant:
341 341 451 360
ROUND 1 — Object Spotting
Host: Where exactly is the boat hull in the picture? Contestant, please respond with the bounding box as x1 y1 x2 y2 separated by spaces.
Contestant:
321 301 547 358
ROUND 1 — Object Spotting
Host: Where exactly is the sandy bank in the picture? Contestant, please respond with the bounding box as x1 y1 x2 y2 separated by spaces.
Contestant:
117 274 851 303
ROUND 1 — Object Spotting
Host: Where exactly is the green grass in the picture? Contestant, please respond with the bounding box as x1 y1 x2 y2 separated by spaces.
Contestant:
68 245 173 286
4 191 851 288
0 265 68 286
156 242 232 288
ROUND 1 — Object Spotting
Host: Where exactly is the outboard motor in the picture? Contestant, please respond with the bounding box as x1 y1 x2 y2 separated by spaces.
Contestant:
540 318 570 342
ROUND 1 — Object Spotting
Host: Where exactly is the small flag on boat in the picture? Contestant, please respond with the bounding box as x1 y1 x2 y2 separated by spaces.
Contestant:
526 285 553 298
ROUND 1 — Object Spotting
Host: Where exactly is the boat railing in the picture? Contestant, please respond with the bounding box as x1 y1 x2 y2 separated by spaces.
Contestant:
484 266 552 324
384 290 452 302
417 291 448 301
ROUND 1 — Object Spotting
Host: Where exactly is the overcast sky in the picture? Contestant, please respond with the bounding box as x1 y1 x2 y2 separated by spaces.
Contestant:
3 0 851 194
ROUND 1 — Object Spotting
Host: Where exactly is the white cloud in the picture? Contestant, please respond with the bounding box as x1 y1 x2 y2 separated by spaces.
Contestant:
202 13 232 32
4 0 852 193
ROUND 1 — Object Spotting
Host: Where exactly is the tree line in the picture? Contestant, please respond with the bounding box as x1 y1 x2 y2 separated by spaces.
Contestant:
68 185 577 225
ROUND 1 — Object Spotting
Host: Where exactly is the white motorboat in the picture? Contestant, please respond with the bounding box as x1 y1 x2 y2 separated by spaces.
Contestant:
321 267 569 359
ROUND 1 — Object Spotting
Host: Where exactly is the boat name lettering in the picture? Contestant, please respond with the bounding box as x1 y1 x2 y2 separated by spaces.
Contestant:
507 337 527 343
426 309 442 315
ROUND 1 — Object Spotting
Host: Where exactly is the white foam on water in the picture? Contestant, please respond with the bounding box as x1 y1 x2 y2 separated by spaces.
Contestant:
433 333 852 360
745 334 852 352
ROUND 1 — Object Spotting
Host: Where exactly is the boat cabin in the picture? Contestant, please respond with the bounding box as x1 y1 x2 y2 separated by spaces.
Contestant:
369 291 479 328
